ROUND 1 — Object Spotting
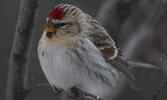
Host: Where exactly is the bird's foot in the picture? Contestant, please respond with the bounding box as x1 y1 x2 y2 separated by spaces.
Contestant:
52 86 62 95
67 87 79 98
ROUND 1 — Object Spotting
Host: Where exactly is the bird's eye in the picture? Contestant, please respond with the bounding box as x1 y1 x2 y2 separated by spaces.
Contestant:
60 23 66 26
53 23 66 29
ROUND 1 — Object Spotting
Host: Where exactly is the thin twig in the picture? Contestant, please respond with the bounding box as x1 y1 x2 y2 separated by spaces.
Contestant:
75 88 104 100
26 83 50 93
128 61 161 69
153 81 167 100
26 83 104 100
122 0 166 59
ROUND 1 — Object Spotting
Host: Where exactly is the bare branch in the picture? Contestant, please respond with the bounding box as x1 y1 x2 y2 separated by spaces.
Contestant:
26 83 104 100
153 81 167 100
96 0 116 25
122 0 167 59
73 88 104 100
25 83 50 93
5 0 39 100
96 0 139 39
128 61 161 69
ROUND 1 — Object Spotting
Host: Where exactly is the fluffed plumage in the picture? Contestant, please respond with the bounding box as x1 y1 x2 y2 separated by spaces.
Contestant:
38 4 139 98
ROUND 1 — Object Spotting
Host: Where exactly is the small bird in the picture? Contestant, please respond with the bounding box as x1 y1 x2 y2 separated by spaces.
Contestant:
38 4 139 98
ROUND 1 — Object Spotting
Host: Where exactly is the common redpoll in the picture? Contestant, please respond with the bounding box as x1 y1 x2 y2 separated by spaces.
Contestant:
38 4 139 98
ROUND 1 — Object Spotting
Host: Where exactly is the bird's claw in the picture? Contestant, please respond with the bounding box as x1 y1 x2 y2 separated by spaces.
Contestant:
67 87 79 98
52 86 62 95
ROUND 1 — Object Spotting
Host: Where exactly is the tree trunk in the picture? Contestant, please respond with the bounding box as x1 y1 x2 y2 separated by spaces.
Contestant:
5 0 38 100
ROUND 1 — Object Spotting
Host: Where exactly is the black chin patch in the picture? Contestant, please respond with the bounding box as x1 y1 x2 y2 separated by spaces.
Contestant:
46 32 55 38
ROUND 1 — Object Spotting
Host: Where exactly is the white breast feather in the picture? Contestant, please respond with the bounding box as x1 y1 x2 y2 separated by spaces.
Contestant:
38 37 119 97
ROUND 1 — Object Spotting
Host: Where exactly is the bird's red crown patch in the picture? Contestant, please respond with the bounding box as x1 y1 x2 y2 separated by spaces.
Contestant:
48 7 66 20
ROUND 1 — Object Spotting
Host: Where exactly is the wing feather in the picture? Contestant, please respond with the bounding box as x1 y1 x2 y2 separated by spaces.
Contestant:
87 18 140 90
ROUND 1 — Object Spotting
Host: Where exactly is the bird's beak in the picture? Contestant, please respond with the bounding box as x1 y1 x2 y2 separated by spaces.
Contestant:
44 27 55 32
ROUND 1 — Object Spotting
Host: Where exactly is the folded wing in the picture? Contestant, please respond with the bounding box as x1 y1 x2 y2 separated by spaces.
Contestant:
87 18 140 90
